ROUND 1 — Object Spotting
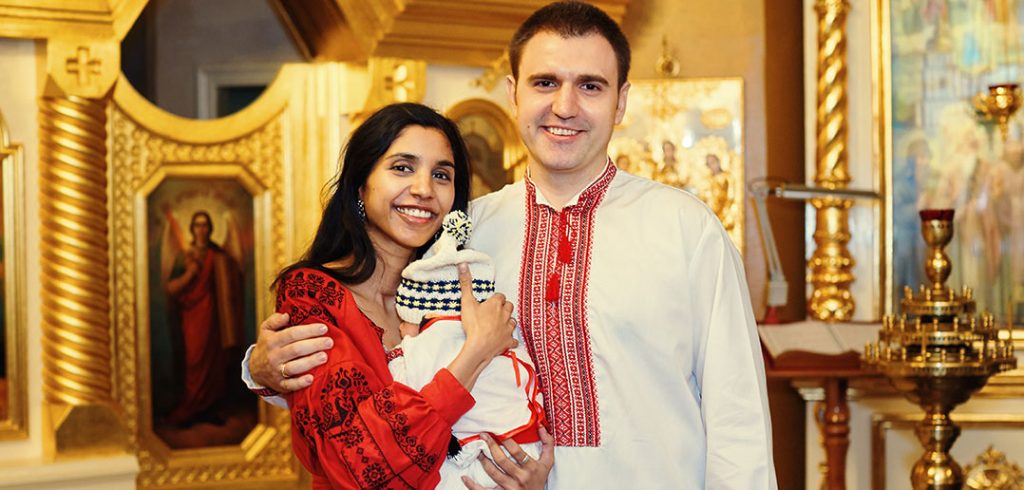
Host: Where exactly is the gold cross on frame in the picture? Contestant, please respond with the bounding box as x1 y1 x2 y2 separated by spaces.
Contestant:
66 46 102 86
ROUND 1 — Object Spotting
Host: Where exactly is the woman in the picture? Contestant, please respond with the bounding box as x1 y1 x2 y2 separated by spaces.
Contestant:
273 103 517 489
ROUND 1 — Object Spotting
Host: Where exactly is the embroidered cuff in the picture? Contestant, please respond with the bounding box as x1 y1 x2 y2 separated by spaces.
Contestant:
420 369 475 426
250 386 280 397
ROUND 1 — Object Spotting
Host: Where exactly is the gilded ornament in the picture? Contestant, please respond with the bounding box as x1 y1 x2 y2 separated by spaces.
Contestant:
45 38 120 98
964 445 1024 490
809 0 855 321
38 94 131 458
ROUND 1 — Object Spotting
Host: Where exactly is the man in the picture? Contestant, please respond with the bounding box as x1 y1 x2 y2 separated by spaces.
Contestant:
245 2 776 487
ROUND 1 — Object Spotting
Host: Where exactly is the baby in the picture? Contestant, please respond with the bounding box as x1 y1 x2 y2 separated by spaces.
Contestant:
391 211 545 488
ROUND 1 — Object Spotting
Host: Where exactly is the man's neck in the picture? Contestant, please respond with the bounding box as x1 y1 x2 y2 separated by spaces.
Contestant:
528 159 608 211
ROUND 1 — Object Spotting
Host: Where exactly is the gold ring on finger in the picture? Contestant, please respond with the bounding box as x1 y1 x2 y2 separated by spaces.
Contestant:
279 362 291 379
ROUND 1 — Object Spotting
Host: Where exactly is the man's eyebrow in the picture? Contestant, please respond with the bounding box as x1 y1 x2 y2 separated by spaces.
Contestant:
526 73 610 86
577 74 610 86
526 73 558 83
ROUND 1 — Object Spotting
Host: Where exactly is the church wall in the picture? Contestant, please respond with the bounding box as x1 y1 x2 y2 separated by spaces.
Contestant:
622 0 771 320
0 38 138 489
152 0 301 118
424 64 507 114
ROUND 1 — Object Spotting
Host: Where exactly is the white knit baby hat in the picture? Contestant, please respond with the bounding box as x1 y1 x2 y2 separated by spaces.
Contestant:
395 210 496 324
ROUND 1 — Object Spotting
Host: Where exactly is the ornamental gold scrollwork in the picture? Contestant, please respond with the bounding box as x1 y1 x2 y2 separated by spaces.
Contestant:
356 57 427 124
964 445 1024 490
472 52 511 92
809 0 855 321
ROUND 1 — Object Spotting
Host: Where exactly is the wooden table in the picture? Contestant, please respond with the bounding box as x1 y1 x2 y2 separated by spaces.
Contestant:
764 349 880 490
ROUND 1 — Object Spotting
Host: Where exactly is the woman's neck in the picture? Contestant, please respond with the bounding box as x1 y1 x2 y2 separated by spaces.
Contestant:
350 235 414 305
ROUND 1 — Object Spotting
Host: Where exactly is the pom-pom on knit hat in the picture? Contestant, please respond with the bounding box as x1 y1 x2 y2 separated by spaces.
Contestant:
395 210 496 324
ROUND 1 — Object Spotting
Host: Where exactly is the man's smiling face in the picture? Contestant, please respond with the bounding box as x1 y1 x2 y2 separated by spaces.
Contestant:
507 31 629 181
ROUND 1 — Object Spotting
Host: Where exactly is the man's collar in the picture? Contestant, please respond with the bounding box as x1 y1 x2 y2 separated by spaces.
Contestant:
525 157 617 210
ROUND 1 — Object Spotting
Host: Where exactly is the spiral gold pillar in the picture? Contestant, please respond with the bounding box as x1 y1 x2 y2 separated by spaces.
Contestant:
39 37 129 459
809 0 855 321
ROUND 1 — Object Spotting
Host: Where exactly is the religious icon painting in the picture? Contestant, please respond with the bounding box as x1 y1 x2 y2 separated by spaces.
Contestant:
446 98 527 199
143 173 259 450
111 71 299 487
882 0 1024 325
609 78 744 252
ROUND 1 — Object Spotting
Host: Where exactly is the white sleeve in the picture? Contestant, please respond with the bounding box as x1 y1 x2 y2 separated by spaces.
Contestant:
241 344 289 409
690 215 778 489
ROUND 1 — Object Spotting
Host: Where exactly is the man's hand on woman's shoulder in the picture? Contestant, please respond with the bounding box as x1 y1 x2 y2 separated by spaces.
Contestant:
249 312 333 393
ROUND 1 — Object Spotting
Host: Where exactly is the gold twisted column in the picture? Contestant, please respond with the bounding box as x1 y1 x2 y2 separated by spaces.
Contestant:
39 94 128 458
809 0 855 321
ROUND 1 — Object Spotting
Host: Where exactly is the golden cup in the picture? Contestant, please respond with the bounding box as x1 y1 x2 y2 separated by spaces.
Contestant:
973 83 1023 143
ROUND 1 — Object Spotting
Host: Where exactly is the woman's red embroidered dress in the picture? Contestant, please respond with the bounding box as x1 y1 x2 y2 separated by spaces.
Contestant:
277 268 474 489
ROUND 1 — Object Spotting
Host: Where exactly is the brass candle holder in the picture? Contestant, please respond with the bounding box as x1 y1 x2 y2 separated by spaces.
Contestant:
973 83 1022 143
864 209 1016 489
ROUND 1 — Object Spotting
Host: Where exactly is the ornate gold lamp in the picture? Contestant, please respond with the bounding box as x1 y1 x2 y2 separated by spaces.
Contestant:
864 209 1017 490
973 83 1023 143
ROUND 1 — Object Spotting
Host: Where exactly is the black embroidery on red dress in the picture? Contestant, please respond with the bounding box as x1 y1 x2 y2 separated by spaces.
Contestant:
373 388 439 471
518 163 615 447
276 270 345 327
276 269 385 341
292 366 419 488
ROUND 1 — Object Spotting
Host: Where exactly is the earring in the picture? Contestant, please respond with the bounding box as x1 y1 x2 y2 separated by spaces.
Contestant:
357 199 366 222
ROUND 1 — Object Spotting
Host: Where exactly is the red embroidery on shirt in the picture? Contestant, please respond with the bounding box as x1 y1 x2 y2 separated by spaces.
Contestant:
517 163 615 447
385 347 404 363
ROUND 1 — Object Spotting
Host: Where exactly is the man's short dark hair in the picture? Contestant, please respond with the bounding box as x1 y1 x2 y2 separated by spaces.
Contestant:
509 1 631 88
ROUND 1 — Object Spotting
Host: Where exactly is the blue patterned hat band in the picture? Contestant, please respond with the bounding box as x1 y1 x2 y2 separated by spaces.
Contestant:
395 211 496 323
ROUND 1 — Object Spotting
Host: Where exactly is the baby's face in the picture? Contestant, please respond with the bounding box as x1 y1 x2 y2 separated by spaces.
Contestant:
400 321 421 338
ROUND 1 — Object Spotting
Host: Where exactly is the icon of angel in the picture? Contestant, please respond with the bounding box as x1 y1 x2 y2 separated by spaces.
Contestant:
159 207 245 427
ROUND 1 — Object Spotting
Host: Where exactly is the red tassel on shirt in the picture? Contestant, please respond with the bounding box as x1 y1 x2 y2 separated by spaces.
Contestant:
546 272 560 302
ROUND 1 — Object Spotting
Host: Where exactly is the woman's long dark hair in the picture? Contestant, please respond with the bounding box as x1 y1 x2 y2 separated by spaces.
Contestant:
275 103 471 288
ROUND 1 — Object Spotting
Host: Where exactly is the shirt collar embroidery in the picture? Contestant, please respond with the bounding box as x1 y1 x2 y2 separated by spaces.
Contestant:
525 158 617 211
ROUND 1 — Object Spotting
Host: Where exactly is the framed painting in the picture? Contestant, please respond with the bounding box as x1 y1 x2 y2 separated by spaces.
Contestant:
879 0 1024 324
608 77 745 251
143 173 258 449
446 98 527 199
111 75 301 488
0 110 26 441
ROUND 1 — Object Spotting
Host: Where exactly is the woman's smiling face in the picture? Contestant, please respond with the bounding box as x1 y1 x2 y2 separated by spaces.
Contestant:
360 125 457 254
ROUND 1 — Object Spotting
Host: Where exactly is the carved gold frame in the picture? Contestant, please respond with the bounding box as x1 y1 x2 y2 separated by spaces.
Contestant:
110 72 302 488
445 98 527 184
871 412 1024 490
0 110 27 441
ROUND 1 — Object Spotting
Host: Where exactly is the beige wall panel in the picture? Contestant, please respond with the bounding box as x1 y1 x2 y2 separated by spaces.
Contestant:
623 0 769 318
